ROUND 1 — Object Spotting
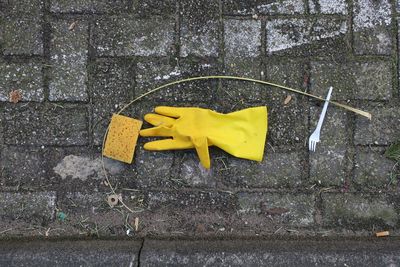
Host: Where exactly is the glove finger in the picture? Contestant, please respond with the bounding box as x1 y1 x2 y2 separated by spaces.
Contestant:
155 106 181 118
144 113 175 127
143 139 194 150
139 126 172 137
191 136 211 169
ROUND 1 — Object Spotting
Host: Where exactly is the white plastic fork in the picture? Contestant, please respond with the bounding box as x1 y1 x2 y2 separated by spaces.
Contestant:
309 86 333 152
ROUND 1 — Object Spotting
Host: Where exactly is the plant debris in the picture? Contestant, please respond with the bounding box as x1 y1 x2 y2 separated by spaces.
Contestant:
283 95 292 105
385 142 400 161
68 21 78 31
376 231 389 237
9 90 22 103
134 217 139 231
107 194 122 207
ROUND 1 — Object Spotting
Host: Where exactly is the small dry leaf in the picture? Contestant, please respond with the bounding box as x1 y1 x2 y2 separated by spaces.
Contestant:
9 90 22 103
68 21 78 31
134 217 139 231
283 95 292 105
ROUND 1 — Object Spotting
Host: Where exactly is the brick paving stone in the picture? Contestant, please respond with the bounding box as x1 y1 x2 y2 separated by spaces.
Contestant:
265 59 305 101
50 0 130 13
3 104 88 146
268 100 308 147
354 104 400 145
135 58 218 103
221 151 305 188
219 59 263 107
49 19 88 101
237 193 314 226
94 16 174 57
224 19 261 60
309 0 347 14
266 18 348 56
0 15 43 56
309 107 349 186
0 0 43 14
353 0 392 55
178 150 219 188
134 144 175 189
90 59 135 145
0 61 44 102
0 192 56 225
310 146 348 187
180 22 219 58
354 147 397 189
322 193 398 228
180 0 219 57
133 0 176 16
0 146 128 191
223 0 304 15
309 106 348 147
310 60 392 101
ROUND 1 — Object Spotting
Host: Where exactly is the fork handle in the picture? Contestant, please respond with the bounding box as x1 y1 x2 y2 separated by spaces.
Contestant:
316 86 333 132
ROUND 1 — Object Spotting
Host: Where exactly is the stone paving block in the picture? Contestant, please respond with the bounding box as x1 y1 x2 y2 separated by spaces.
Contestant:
0 61 44 102
0 15 43 56
133 0 176 16
0 192 56 224
90 59 135 145
3 104 88 146
354 104 400 145
133 144 175 189
178 150 219 188
49 19 88 101
353 0 392 55
0 0 43 14
223 0 305 15
310 60 392 100
237 193 314 226
135 58 218 102
220 59 263 106
354 147 397 188
224 19 261 60
180 21 219 58
265 60 305 102
268 101 308 147
94 16 174 57
309 0 347 14
310 146 348 187
221 151 305 188
309 106 349 147
50 0 130 13
266 18 348 56
322 193 398 228
180 0 219 57
0 146 126 191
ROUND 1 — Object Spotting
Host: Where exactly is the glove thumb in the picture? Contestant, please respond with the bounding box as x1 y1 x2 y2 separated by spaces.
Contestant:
190 136 211 169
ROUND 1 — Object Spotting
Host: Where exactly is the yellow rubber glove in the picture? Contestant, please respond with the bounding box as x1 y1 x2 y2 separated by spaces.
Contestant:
140 106 268 169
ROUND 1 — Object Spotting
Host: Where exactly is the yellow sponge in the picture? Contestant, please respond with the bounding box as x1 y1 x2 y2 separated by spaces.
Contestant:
103 114 143 164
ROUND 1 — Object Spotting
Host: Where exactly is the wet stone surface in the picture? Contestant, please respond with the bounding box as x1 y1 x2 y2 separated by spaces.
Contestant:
223 0 305 15
50 0 130 13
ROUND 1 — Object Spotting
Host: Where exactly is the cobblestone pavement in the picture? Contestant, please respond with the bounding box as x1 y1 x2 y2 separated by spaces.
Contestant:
0 0 399 239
